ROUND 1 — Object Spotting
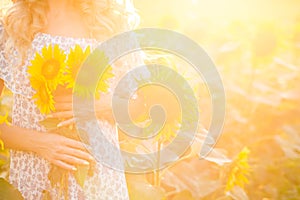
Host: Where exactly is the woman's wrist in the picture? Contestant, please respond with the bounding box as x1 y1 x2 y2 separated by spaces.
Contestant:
18 129 42 153
0 124 44 153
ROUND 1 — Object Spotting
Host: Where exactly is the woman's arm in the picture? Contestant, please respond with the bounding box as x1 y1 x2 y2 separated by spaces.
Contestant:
49 90 146 127
0 79 93 171
0 118 93 171
48 92 117 126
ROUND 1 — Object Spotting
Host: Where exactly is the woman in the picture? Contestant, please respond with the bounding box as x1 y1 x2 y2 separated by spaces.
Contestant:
0 0 143 199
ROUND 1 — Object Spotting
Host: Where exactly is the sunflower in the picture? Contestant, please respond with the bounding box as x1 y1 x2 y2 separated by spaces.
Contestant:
73 49 114 98
225 147 251 192
95 65 114 97
154 121 180 143
28 44 66 91
65 45 91 89
0 112 9 150
31 76 55 114
0 112 9 125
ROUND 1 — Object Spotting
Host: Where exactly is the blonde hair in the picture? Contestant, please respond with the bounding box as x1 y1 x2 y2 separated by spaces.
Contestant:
1 0 139 59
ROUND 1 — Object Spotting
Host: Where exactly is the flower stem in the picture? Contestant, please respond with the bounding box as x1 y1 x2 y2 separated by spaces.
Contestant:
154 141 162 187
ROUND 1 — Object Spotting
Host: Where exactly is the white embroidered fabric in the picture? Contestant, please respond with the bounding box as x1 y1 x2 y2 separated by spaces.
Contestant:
0 32 149 200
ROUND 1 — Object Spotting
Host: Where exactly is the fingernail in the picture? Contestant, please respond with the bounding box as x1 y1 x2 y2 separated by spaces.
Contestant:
89 155 94 160
46 114 53 118
83 161 89 165
57 123 62 128
72 167 77 171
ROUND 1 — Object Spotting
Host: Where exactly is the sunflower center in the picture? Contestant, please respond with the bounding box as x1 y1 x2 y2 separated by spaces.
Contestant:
42 59 61 80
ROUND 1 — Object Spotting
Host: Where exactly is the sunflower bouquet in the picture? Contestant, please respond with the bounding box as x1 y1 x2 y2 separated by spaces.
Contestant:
27 44 114 198
28 44 113 114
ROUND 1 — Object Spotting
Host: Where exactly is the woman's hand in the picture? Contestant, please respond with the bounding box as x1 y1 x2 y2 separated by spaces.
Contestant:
50 93 113 127
33 132 94 171
50 87 149 128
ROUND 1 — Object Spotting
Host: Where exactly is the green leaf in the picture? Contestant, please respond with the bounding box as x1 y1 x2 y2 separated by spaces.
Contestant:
74 165 89 188
39 118 61 131
55 127 79 141
127 180 166 200
48 165 68 188
77 129 90 145
41 190 51 200
0 178 24 200
88 161 96 177
47 165 71 199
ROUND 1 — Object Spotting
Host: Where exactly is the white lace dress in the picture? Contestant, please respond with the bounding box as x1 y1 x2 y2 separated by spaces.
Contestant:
0 32 145 200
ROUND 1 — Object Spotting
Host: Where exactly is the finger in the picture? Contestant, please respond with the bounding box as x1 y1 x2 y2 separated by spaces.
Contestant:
63 137 87 150
47 111 73 119
57 154 90 166
63 138 91 151
57 118 75 127
61 146 94 161
52 159 77 171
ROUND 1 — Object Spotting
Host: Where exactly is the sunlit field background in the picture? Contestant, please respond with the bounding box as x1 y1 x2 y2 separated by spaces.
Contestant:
1 0 300 199
130 1 300 199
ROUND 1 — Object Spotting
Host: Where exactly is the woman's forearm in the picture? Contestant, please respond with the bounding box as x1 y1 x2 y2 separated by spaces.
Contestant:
0 123 95 170
0 123 41 152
